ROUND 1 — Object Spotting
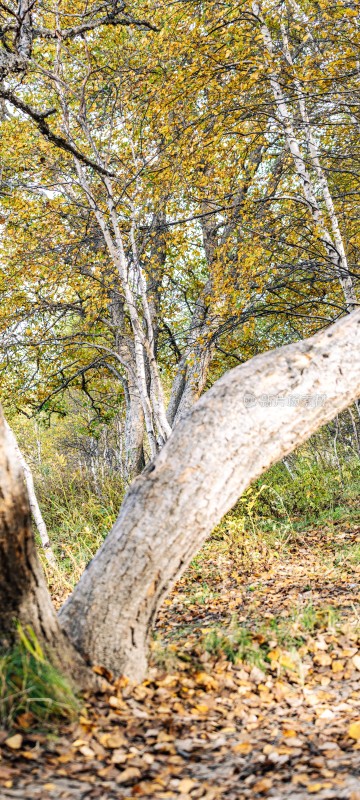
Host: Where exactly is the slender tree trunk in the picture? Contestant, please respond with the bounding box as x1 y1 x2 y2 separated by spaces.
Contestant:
253 1 357 311
348 407 360 458
167 150 264 426
167 362 187 427
59 309 360 681
0 411 91 686
279 22 357 310
4 419 56 566
170 344 214 423
73 152 169 455
124 381 145 482
167 279 214 424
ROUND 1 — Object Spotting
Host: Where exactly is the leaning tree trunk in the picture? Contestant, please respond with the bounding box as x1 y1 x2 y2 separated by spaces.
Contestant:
59 309 360 682
0 414 92 687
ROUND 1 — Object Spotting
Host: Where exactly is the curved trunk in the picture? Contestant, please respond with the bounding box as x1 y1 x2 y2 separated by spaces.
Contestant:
60 309 360 682
0 410 92 688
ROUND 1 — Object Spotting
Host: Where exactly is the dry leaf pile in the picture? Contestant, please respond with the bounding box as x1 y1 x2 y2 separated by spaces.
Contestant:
1 524 360 799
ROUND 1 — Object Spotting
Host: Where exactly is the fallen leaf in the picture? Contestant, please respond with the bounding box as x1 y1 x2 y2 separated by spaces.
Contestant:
116 766 141 784
178 778 196 793
314 653 331 667
348 721 360 741
252 777 272 793
250 665 266 683
352 654 360 671
79 745 95 758
331 659 344 673
193 703 209 713
4 735 23 750
195 672 218 689
15 712 34 728
282 729 297 738
0 768 16 780
20 750 41 761
111 750 127 765
99 732 127 749
109 695 125 709
232 742 252 754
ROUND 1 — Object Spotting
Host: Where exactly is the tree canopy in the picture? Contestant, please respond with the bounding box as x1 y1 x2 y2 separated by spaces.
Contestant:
0 0 358 473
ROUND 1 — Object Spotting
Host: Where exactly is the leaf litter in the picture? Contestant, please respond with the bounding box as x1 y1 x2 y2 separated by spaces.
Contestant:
1 524 360 799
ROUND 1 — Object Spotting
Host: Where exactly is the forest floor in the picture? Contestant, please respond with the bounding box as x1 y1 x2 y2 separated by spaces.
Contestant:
1 518 360 799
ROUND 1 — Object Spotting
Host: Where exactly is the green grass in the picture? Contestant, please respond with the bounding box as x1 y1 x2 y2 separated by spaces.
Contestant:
204 623 269 670
184 583 220 606
198 604 344 670
0 627 81 729
36 472 123 591
334 542 360 568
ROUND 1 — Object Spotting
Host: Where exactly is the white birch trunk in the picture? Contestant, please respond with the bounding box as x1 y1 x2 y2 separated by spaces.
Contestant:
252 1 358 311
53 51 169 463
4 420 56 566
279 22 357 310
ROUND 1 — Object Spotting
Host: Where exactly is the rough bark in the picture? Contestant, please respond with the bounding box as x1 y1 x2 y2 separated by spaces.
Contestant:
60 309 360 682
0 410 92 687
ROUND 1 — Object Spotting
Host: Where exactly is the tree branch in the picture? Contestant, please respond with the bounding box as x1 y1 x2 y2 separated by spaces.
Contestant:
0 88 117 177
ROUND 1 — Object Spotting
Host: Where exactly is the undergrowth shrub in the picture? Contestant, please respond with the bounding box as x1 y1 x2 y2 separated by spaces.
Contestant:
37 469 123 590
214 448 359 545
